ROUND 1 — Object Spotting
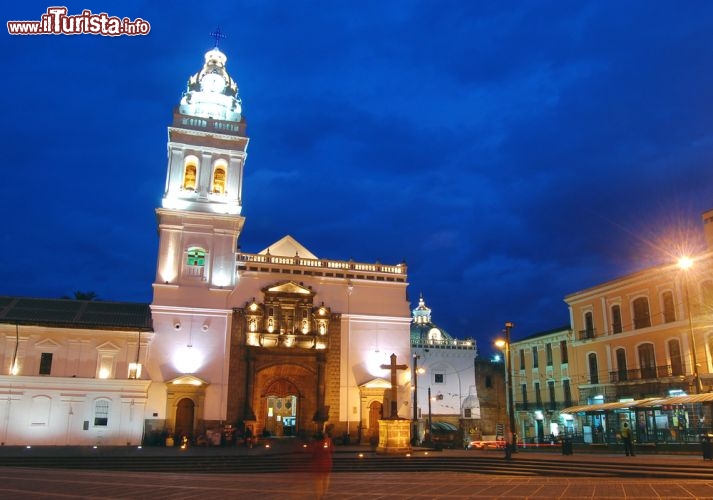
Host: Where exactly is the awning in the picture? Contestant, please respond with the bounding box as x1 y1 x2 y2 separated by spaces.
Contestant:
430 421 458 432
636 393 713 407
560 401 627 414
561 398 659 414
562 395 713 414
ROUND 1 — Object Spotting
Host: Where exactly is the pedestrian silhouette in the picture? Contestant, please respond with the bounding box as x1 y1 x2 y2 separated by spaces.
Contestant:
621 421 635 456
310 430 334 499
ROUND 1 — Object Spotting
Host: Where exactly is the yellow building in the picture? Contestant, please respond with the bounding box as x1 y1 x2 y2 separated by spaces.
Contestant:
509 327 574 444
561 209 713 444
509 209 713 447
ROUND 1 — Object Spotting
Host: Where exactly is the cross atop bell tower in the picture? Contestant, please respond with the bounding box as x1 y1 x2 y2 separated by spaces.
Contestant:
209 26 227 48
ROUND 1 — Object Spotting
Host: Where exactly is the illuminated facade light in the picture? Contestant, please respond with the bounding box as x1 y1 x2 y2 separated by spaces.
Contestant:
128 363 142 379
212 272 231 287
173 347 204 373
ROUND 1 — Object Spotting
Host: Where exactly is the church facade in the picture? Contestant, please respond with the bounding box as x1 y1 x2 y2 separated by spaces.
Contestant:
144 46 412 443
0 46 412 446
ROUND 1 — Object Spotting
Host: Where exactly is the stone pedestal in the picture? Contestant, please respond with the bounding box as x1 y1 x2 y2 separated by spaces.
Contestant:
376 419 411 454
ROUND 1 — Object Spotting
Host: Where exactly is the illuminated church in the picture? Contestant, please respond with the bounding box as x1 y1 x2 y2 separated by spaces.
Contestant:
150 45 415 442
0 46 413 446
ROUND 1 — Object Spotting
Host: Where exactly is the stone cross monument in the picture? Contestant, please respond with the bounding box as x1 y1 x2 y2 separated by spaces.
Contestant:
381 353 408 419
376 353 411 454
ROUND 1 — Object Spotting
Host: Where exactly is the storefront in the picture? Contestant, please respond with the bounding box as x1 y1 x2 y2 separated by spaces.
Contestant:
562 393 713 444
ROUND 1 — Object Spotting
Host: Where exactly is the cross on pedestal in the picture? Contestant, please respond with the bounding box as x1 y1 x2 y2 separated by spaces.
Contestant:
381 353 408 419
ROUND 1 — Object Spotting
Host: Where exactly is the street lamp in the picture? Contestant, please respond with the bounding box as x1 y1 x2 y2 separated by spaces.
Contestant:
412 354 421 445
495 321 516 459
427 386 433 446
678 257 702 394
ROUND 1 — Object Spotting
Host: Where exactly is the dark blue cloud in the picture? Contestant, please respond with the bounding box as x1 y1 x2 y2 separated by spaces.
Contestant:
3 1 713 353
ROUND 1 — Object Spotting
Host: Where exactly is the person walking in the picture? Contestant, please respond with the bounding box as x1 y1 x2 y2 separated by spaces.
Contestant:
310 429 334 499
621 421 635 456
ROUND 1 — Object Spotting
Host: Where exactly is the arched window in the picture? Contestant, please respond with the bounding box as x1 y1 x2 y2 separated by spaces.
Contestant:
183 157 198 191
669 339 683 376
584 312 595 338
662 291 676 323
588 353 599 384
638 343 656 379
616 348 627 382
187 247 206 266
633 297 651 329
185 247 207 280
611 305 623 334
212 163 227 194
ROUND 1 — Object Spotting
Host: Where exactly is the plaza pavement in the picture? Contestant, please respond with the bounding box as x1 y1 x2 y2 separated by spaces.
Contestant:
0 444 712 498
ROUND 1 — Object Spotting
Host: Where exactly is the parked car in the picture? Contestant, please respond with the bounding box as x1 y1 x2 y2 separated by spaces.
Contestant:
467 439 506 450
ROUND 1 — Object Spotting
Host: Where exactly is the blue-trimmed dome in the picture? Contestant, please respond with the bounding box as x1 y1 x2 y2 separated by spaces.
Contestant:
410 294 455 345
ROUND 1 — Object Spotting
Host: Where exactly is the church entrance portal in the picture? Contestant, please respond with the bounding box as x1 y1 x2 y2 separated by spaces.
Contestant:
263 379 299 437
175 398 195 439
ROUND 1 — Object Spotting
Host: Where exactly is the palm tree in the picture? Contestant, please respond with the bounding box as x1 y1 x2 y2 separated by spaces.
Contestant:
61 291 99 301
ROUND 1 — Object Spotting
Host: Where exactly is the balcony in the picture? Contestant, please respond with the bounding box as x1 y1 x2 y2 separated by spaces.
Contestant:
514 401 571 412
608 364 676 383
577 328 596 340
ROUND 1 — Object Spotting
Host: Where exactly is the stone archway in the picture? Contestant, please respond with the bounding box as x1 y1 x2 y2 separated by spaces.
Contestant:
262 378 299 437
252 363 316 438
368 401 383 441
165 375 207 441
175 398 195 439
358 378 389 444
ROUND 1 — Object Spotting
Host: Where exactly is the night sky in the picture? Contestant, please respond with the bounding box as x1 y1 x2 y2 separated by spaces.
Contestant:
4 1 713 354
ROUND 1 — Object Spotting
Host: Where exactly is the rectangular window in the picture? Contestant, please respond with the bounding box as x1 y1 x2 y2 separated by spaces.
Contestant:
546 343 553 366
434 373 444 384
521 384 528 409
519 349 526 370
94 400 109 427
633 297 651 329
534 381 542 406
560 340 568 364
548 380 556 410
532 346 539 369
485 375 492 388
563 379 572 407
464 408 472 418
612 305 623 334
39 352 53 375
663 291 676 323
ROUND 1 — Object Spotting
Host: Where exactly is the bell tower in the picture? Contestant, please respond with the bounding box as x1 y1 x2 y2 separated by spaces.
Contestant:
154 46 248 292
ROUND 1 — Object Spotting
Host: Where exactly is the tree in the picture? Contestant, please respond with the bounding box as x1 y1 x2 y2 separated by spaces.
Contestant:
61 291 99 301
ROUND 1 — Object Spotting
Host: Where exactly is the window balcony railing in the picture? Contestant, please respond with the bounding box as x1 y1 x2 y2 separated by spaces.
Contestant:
514 401 571 412
577 328 596 340
608 364 674 383
182 265 206 281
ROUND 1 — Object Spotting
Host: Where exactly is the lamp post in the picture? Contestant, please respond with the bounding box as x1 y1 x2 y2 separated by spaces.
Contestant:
412 354 420 445
678 257 702 394
496 321 516 459
427 386 433 446
346 282 353 440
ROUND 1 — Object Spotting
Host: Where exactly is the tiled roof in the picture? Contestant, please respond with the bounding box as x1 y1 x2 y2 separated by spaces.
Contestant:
0 296 153 331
